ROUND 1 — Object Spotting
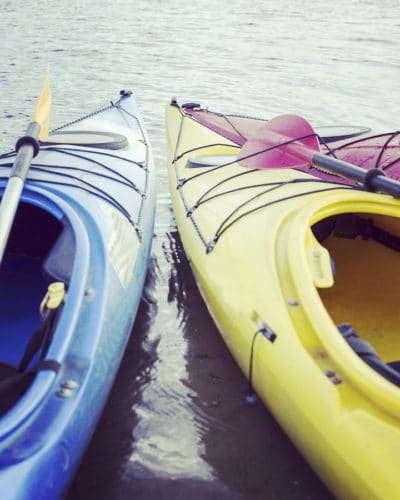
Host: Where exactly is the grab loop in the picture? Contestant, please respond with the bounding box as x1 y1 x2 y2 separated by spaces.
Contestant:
245 319 277 407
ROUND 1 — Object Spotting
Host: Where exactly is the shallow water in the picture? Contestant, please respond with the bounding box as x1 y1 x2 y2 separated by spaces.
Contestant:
1 0 399 498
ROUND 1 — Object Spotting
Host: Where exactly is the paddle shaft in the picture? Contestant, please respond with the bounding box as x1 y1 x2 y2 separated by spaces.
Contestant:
267 129 400 198
313 152 400 198
263 127 400 198
0 122 41 262
238 113 400 199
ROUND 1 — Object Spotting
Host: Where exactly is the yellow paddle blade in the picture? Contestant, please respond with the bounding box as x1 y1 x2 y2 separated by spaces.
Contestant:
32 65 51 141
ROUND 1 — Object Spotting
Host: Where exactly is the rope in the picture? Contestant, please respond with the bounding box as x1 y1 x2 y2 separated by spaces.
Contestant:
50 97 123 133
0 92 150 230
174 105 400 253
246 328 264 403
377 132 400 170
209 185 356 251
245 323 276 405
174 108 351 252
184 107 268 146
39 147 144 194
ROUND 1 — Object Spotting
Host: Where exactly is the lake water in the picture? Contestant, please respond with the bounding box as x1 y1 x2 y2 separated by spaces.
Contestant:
1 0 399 498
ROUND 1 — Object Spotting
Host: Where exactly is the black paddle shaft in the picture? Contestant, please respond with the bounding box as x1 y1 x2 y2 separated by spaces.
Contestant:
11 122 41 180
314 153 400 199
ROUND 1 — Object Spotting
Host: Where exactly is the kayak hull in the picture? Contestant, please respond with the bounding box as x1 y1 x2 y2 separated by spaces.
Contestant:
166 101 400 499
0 91 156 498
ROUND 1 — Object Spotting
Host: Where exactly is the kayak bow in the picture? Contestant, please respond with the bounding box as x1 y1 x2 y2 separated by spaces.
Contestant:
166 99 400 500
0 88 156 499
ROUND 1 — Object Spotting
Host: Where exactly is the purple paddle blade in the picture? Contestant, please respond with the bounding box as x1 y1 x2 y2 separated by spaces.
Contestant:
237 114 320 169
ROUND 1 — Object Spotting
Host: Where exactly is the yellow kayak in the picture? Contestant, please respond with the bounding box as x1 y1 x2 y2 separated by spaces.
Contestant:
166 100 400 499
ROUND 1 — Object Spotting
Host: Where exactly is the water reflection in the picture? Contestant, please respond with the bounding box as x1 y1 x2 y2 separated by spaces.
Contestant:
110 227 214 484
67 260 159 499
158 230 334 499
69 226 334 499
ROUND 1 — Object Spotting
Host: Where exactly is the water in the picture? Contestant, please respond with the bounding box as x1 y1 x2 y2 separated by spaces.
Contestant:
1 0 399 498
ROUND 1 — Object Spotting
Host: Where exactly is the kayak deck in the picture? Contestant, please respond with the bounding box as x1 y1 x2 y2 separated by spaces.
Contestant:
166 100 400 499
0 91 156 499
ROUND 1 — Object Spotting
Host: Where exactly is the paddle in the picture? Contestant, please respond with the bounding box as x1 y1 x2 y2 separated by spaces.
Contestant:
0 67 51 264
237 114 400 199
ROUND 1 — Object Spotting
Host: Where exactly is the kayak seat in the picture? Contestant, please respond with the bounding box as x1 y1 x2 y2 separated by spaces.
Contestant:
338 323 400 387
312 216 336 243
387 361 400 373
42 217 75 284
313 214 400 254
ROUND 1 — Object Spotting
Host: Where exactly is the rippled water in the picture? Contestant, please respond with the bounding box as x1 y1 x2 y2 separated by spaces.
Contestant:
1 0 399 498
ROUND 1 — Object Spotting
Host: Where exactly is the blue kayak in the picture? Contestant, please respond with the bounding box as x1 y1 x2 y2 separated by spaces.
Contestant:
0 90 156 499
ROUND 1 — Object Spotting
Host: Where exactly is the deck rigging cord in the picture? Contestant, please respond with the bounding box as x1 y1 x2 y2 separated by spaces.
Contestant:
43 90 149 225
173 108 400 252
184 106 400 174
0 148 145 230
0 92 151 230
173 127 358 253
